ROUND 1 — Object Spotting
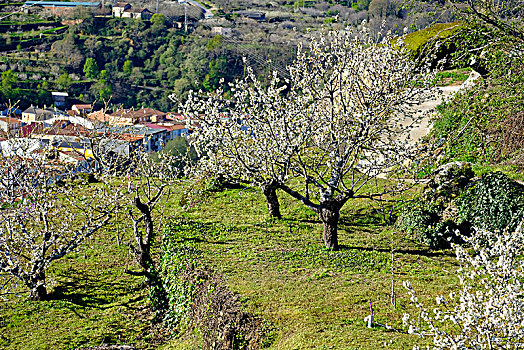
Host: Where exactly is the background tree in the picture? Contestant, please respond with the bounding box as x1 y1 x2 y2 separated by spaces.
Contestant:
122 59 133 76
150 13 166 33
83 57 99 79
0 69 18 101
91 70 112 101
56 72 72 90
123 153 171 318
454 0 524 74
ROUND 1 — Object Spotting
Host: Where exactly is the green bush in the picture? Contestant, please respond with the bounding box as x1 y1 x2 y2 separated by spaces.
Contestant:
398 202 463 249
399 171 524 249
456 171 524 232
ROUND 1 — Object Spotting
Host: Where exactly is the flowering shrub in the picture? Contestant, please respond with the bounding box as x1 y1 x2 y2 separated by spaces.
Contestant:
403 222 524 349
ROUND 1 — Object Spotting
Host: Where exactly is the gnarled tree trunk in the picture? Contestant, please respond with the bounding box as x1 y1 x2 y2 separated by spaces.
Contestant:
317 200 342 251
261 181 281 219
28 270 47 301
128 194 168 317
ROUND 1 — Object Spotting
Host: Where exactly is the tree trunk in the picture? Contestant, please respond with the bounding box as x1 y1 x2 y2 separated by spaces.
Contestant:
28 271 47 301
317 201 341 251
262 181 281 219
130 195 168 319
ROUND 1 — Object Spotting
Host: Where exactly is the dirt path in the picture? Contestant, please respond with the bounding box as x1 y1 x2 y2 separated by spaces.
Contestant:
365 70 481 180
405 71 481 145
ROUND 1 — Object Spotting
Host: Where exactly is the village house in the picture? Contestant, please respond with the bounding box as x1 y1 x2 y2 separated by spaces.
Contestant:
72 104 92 115
112 2 131 17
129 125 167 152
112 2 154 20
0 117 21 135
109 108 167 126
22 105 68 124
123 7 154 20
51 92 68 108
143 122 189 141
234 11 266 21
87 110 113 124
211 27 232 36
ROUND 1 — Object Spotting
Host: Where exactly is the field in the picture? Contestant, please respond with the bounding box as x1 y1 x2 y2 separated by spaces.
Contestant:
0 179 459 349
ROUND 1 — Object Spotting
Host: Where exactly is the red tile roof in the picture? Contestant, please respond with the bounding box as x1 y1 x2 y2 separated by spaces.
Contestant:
0 117 21 124
72 104 92 110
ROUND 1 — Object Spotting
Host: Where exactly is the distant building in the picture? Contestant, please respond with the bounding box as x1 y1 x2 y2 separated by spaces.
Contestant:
22 105 67 124
212 27 232 36
51 91 68 108
109 108 167 126
113 2 154 20
144 122 189 141
72 104 92 115
122 7 153 20
0 117 21 135
22 1 101 14
112 2 131 17
234 11 266 21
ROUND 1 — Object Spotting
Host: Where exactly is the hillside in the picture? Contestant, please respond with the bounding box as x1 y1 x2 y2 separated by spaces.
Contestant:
0 179 460 349
0 0 451 110
0 0 523 349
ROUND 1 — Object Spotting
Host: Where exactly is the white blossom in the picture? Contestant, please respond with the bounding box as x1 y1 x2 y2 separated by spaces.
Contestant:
404 222 524 349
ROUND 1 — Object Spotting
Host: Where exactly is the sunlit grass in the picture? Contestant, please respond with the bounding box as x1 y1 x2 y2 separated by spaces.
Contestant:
0 178 460 349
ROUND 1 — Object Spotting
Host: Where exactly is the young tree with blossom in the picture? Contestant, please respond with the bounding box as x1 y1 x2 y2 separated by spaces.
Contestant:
182 26 437 250
179 68 313 219
403 222 524 349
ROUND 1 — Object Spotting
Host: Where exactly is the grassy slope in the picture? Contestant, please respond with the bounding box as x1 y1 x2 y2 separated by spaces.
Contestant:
159 184 458 349
402 22 461 54
0 224 155 350
0 180 459 349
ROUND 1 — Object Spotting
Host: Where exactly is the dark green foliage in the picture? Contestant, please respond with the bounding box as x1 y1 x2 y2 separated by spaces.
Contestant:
0 69 18 101
55 72 72 90
1 14 297 110
456 171 524 232
398 162 474 249
398 202 463 249
400 169 524 249
122 59 133 75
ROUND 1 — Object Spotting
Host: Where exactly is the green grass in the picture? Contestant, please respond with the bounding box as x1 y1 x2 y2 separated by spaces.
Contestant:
0 181 460 349
402 22 462 54
436 67 471 86
0 224 156 349
157 184 458 349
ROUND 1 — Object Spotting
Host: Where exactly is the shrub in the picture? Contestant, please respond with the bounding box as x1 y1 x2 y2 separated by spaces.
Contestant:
399 169 524 249
398 202 463 249
456 171 524 232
